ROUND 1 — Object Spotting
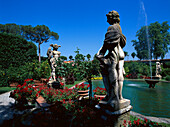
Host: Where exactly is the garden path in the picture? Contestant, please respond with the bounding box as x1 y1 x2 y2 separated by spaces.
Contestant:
0 91 15 124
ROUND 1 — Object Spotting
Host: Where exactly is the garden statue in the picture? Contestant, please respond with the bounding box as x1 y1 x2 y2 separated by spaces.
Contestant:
155 61 162 79
47 44 61 87
96 10 131 113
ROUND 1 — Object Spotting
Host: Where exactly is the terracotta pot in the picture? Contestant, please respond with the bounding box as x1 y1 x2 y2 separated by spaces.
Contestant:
78 90 89 96
9 82 19 87
94 94 106 99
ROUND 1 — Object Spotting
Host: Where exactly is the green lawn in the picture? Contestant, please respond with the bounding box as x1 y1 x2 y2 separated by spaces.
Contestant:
65 80 84 88
0 87 15 95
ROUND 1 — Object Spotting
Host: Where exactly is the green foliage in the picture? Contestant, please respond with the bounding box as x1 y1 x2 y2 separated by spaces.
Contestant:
124 62 150 78
0 33 37 69
131 52 136 59
0 60 51 86
0 23 59 63
69 55 73 61
132 21 170 60
60 56 67 61
165 75 170 81
161 62 170 80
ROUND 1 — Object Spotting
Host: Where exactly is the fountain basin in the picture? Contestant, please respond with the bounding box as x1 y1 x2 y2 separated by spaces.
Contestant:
145 79 160 88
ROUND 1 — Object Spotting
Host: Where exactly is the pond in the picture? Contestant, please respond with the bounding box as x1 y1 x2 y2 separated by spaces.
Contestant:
92 80 170 118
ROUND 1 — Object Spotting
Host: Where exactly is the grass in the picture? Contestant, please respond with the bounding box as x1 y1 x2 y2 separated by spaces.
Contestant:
65 80 84 88
0 87 15 94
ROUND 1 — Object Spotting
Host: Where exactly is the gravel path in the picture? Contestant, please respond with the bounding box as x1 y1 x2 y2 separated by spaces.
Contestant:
0 91 15 124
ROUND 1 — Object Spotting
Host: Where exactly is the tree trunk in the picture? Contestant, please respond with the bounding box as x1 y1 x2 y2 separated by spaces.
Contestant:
88 78 92 100
38 43 41 63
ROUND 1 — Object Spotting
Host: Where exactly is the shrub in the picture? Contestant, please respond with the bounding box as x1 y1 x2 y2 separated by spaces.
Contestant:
0 33 37 69
165 75 170 81
9 79 38 104
93 87 106 95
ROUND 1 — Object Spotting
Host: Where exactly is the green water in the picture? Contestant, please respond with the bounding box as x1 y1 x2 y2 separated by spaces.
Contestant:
92 80 170 118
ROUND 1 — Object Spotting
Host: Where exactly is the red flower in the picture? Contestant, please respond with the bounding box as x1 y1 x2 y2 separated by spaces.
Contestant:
128 121 131 125
134 120 136 124
17 85 21 88
60 82 64 86
144 118 148 123
87 84 90 88
124 120 126 124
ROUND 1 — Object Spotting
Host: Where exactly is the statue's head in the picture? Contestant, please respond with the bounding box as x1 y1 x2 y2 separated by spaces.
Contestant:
106 10 120 25
50 44 61 50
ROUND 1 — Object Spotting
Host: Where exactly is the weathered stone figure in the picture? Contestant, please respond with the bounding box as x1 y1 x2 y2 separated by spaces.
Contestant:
96 10 127 110
47 44 61 82
155 61 162 78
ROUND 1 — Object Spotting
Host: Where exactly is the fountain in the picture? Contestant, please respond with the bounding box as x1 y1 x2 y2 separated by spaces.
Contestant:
140 1 160 88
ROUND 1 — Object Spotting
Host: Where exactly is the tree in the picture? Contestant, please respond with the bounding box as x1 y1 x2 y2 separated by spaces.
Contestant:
0 33 37 69
0 24 59 63
131 52 136 60
60 56 67 61
124 51 129 60
22 25 59 63
132 21 170 60
69 55 73 61
86 54 91 61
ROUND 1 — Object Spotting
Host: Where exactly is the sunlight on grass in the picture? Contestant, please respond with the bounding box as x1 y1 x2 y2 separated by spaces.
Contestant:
0 87 15 94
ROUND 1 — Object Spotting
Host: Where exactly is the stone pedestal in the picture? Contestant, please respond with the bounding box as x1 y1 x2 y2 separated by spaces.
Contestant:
95 99 132 127
47 80 61 89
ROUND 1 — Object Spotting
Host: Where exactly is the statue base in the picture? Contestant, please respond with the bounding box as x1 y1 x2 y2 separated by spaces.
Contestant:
95 99 132 127
47 80 61 89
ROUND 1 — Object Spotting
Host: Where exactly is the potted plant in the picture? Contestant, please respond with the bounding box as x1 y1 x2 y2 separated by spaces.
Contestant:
75 83 90 97
9 78 38 107
93 87 106 99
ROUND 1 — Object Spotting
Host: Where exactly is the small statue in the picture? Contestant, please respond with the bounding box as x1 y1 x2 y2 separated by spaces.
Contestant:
96 10 127 110
155 61 162 78
47 44 61 82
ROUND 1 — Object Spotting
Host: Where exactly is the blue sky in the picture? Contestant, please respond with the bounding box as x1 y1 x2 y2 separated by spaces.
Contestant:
0 0 170 60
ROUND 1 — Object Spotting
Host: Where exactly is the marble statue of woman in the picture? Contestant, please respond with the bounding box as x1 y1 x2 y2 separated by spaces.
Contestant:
96 10 126 109
47 44 61 82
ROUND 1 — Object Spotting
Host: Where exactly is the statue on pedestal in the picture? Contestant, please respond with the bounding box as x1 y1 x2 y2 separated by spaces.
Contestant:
155 61 162 79
96 10 131 112
47 44 61 88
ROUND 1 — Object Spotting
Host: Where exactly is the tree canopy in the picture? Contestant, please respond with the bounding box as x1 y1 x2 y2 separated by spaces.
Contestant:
0 23 59 63
131 52 136 60
0 33 37 69
132 21 170 60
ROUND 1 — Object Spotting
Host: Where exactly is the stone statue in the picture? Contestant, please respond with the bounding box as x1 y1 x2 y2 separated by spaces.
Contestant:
96 10 131 112
47 44 61 85
155 61 162 78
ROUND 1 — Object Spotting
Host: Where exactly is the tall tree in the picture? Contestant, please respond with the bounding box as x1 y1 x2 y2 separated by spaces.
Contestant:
132 26 150 60
131 52 136 60
22 25 59 63
132 21 170 60
0 24 59 63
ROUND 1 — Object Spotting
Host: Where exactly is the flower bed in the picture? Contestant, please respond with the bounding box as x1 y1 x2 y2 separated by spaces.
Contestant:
9 79 38 105
93 87 106 95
